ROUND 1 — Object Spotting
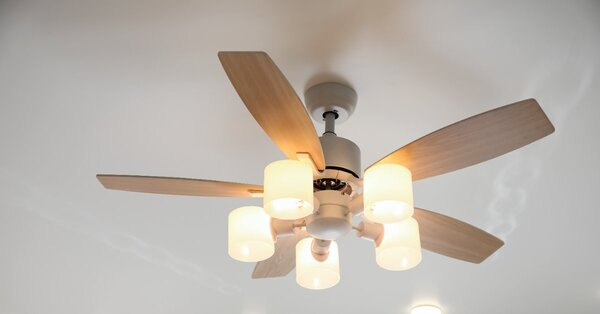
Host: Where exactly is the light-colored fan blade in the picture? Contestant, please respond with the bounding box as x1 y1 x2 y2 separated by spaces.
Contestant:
218 51 326 170
252 230 309 279
350 195 502 263
413 207 504 263
97 174 262 197
368 99 554 180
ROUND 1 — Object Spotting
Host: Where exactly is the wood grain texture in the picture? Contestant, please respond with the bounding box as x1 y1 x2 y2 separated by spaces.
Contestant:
218 51 326 170
413 207 504 263
368 99 555 180
349 195 502 263
252 230 309 279
97 174 262 197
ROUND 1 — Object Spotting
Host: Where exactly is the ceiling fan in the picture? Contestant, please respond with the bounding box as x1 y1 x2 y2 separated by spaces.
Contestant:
97 51 555 290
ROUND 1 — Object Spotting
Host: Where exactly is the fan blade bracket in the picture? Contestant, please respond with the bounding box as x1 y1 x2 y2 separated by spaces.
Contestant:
354 220 384 246
296 152 321 176
271 218 306 237
247 189 264 197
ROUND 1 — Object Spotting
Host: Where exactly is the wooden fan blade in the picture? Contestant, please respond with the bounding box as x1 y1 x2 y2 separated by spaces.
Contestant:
368 99 554 180
414 207 504 263
252 230 309 279
218 51 326 170
96 174 263 197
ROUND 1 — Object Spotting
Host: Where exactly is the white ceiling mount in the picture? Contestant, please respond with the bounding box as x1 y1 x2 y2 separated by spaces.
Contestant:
304 82 357 124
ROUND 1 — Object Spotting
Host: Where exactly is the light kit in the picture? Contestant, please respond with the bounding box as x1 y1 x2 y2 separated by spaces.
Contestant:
97 51 554 290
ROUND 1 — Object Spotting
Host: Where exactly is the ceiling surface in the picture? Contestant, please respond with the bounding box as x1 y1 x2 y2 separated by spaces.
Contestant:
1 1 599 313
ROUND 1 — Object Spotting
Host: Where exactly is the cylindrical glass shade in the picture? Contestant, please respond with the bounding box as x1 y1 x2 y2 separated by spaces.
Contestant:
376 217 422 271
363 163 414 223
228 206 274 262
263 159 314 220
296 238 340 290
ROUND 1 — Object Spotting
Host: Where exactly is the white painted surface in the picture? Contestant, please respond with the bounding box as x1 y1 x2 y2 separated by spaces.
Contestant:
1 1 599 313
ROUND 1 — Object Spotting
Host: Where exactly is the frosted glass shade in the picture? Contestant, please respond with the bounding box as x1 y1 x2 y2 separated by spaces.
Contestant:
263 159 314 220
228 206 274 262
363 163 414 223
296 238 340 290
376 217 422 271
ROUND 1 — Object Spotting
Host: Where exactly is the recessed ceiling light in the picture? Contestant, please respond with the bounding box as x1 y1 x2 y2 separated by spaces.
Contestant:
411 305 442 314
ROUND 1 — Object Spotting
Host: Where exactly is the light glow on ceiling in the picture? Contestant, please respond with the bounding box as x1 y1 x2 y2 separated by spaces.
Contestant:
411 305 442 314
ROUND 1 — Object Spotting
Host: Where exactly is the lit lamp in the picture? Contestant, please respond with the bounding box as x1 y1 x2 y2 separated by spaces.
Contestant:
263 159 314 219
363 163 414 223
296 238 340 289
376 217 422 271
411 305 442 314
228 206 274 262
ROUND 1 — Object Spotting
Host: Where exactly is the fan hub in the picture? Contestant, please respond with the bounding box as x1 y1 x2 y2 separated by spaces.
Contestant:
306 190 352 240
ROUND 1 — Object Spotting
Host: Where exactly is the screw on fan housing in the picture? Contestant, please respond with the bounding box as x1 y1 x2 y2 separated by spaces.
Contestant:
313 178 346 190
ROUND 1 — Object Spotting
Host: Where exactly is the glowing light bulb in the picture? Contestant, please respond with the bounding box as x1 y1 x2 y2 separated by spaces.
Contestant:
363 163 414 224
241 245 250 257
376 217 422 271
228 206 274 262
411 305 442 314
263 160 314 219
295 238 340 290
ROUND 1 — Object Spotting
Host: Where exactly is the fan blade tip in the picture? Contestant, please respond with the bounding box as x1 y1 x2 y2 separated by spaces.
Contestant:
218 51 268 57
217 51 231 62
524 99 556 136
95 175 110 188
521 98 542 111
493 240 505 251
536 104 556 135
546 119 556 134
96 174 119 181
250 271 275 279
526 97 538 103
96 174 107 180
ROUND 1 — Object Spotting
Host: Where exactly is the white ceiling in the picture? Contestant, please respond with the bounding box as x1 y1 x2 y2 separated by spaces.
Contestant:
1 0 599 313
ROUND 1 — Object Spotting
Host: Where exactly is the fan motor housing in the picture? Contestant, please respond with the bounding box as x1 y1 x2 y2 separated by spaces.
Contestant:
318 133 362 180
